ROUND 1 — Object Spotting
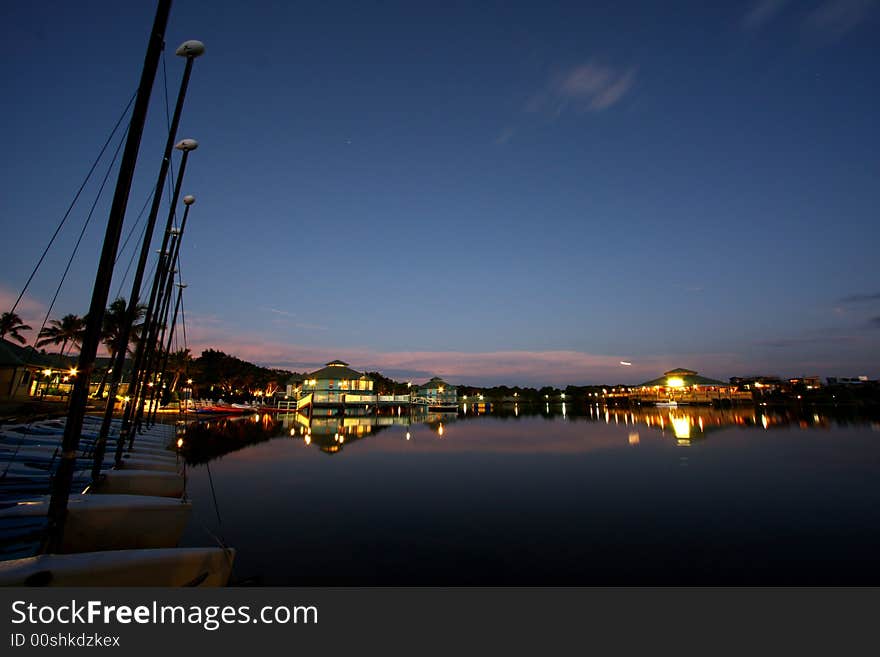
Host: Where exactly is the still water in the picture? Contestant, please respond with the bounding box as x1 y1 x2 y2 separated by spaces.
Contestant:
178 405 880 584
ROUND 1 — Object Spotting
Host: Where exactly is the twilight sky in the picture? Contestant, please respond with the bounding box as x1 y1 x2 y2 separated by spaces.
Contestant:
1 0 878 386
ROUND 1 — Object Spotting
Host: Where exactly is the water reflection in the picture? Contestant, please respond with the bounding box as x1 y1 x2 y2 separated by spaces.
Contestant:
181 402 880 464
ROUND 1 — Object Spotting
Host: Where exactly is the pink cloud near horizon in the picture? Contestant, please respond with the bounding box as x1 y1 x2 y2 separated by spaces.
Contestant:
182 313 750 386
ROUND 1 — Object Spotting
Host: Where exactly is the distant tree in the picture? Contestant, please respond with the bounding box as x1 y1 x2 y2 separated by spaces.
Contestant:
36 313 85 356
191 349 292 399
0 311 32 344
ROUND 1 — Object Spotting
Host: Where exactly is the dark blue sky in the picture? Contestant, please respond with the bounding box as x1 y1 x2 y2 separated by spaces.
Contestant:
1 0 878 385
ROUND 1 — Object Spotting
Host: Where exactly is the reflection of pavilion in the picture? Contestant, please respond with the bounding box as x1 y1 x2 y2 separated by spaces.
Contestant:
286 407 457 455
589 404 761 445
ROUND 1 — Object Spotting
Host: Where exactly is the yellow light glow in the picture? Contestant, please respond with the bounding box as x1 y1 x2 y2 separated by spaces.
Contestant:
176 438 184 448
42 369 52 377
305 435 312 445
666 377 685 388
405 431 411 440
670 415 691 439
438 423 444 437
628 432 640 445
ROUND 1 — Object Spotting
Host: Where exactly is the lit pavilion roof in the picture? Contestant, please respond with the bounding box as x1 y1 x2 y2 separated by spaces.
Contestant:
636 368 727 388
306 360 371 381
419 376 452 390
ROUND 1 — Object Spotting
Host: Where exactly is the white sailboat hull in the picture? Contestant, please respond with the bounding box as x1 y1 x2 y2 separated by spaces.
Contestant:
0 547 235 586
0 494 191 553
86 469 185 498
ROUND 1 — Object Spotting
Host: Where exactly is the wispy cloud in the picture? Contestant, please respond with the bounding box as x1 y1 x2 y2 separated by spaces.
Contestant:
495 126 515 145
526 60 637 118
259 306 327 330
839 292 880 304
262 306 296 318
755 334 861 348
803 0 876 40
743 0 791 30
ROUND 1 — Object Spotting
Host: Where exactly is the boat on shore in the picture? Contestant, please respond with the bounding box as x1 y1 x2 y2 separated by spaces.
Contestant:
0 0 234 586
0 547 235 586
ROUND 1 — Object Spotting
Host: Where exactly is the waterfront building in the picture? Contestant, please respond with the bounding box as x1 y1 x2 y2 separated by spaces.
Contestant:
0 338 75 402
826 376 876 386
417 376 458 409
788 376 822 390
730 376 784 393
297 360 375 405
630 368 752 405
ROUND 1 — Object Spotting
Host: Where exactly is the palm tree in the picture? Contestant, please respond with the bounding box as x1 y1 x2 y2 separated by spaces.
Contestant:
93 298 146 398
0 311 32 344
36 313 85 357
167 348 192 393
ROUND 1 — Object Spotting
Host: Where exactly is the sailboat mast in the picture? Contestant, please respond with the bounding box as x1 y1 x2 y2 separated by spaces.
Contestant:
92 41 204 480
45 0 174 554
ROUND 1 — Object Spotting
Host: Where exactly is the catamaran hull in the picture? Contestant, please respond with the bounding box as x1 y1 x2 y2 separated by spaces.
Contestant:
0 547 235 586
86 469 185 498
0 494 191 553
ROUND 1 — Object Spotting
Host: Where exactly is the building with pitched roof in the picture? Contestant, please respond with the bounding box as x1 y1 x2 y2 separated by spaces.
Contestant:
416 376 458 409
630 368 752 405
298 360 375 405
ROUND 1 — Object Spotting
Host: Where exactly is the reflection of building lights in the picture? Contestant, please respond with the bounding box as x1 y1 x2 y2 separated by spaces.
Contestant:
761 415 769 429
42 369 52 377
406 431 411 440
670 415 690 439
176 437 184 448
628 432 640 445
290 428 296 436
304 435 311 446
438 423 444 437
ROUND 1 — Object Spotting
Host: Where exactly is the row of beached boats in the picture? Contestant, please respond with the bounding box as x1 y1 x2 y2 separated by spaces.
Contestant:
1 1 238 586
0 415 234 586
